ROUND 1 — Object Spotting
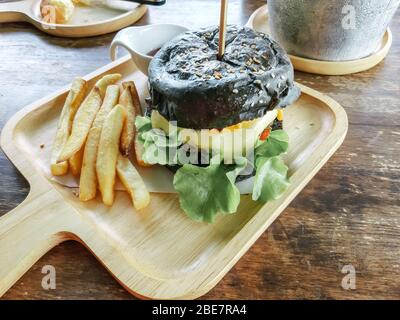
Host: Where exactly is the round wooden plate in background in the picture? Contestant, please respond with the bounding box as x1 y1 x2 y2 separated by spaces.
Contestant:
0 0 147 37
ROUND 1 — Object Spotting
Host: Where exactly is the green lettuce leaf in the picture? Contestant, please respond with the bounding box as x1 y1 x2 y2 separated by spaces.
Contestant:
135 116 182 165
135 115 152 139
135 115 291 222
173 157 247 223
252 156 290 202
255 129 289 158
252 129 290 202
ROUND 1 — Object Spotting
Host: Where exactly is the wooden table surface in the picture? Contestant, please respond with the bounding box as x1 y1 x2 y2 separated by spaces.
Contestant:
0 0 399 300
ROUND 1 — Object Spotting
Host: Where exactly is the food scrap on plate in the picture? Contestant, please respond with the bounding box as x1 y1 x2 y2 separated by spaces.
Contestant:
40 0 102 24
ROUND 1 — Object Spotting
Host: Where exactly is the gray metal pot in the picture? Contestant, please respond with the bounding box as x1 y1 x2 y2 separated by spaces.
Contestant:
267 0 399 61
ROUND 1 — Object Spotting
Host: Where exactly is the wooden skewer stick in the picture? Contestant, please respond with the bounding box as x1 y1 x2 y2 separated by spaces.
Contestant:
218 0 228 60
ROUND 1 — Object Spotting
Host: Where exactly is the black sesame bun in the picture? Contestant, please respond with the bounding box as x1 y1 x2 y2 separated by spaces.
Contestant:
148 25 300 130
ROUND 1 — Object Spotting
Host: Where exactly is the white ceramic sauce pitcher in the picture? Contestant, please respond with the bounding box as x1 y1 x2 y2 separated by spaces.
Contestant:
110 24 189 75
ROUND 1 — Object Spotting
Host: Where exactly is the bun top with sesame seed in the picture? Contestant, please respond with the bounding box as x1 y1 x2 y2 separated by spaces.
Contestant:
148 25 300 129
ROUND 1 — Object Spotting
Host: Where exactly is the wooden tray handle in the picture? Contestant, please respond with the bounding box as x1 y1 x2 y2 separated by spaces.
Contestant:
0 0 30 23
0 188 71 297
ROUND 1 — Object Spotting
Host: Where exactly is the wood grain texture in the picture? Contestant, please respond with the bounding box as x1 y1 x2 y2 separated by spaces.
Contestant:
0 0 399 300
0 56 347 299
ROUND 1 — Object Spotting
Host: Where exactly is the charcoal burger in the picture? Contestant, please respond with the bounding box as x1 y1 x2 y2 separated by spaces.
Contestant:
135 25 300 222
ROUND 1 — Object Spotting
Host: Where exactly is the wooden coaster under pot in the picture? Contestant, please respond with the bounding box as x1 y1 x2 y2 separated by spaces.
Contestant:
246 5 393 76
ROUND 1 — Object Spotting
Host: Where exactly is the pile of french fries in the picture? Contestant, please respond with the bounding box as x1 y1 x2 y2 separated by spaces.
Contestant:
50 74 150 210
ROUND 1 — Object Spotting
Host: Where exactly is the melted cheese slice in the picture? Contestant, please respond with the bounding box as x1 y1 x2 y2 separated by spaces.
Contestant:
151 110 278 157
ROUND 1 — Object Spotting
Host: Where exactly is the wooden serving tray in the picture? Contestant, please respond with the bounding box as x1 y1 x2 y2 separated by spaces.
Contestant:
0 56 348 299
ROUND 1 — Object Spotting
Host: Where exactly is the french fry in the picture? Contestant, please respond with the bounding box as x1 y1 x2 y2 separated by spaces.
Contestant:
122 81 151 167
58 87 102 162
116 153 150 210
69 146 84 176
134 136 152 167
58 74 121 162
118 83 125 94
79 127 101 201
50 78 87 175
96 105 126 205
119 82 140 156
95 73 122 98
122 81 142 116
79 85 120 201
68 79 87 124
92 85 120 128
